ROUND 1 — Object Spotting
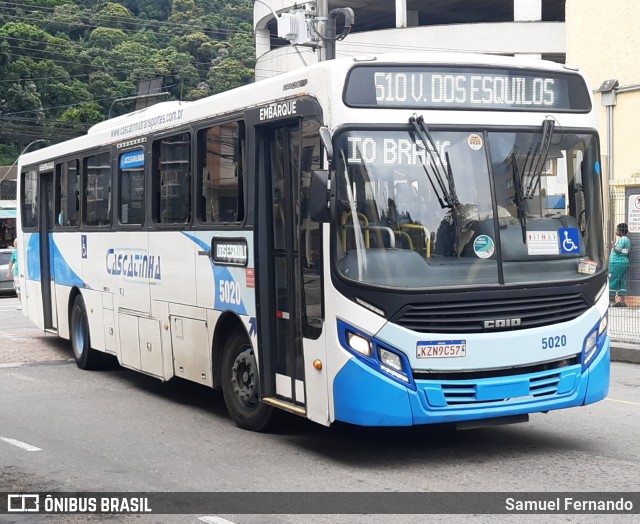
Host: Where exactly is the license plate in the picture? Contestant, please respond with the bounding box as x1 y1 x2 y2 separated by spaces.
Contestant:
417 340 467 358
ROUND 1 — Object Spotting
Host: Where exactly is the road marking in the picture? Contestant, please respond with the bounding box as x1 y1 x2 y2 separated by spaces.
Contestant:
0 436 42 452
199 517 238 524
605 397 640 407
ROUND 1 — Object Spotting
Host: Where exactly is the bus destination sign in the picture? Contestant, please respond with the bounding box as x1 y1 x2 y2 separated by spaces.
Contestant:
212 237 248 267
344 65 591 112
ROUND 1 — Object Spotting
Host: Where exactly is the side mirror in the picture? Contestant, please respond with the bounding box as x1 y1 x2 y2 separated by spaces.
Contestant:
319 127 333 160
309 170 331 222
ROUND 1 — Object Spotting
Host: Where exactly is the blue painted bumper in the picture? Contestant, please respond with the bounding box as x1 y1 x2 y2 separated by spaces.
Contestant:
333 338 610 426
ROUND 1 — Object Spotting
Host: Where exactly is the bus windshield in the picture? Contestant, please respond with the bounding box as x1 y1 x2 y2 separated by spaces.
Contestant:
334 127 604 288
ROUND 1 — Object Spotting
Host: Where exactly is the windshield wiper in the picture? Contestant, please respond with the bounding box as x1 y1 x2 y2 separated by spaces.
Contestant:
410 115 477 257
409 115 460 209
523 118 556 199
510 119 556 243
510 151 527 243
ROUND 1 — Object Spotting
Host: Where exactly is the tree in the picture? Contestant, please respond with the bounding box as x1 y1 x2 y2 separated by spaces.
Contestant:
89 27 128 50
60 102 104 124
0 0 257 146
169 0 204 28
4 83 44 121
207 57 252 95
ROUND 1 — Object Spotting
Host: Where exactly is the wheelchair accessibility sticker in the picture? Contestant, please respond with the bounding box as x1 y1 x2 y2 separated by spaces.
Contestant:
526 228 581 256
559 227 581 254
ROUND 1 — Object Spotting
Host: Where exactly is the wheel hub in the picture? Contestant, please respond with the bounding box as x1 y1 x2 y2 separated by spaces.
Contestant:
231 348 258 407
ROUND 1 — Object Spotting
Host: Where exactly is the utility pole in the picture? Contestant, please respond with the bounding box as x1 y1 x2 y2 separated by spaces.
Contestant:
316 0 328 62
256 1 353 62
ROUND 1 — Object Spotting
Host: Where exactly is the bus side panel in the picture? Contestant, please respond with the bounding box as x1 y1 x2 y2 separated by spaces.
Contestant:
50 233 86 340
23 232 44 330
149 232 197 307
54 284 73 339
322 274 389 424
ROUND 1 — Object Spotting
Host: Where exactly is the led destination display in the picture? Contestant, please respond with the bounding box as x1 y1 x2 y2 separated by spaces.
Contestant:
345 66 591 112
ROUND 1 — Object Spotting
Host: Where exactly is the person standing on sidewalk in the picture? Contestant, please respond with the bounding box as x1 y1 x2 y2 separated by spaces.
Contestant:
609 222 631 307
6 238 21 309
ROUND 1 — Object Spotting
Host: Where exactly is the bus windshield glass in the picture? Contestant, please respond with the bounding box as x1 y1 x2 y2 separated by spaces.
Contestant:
334 127 604 288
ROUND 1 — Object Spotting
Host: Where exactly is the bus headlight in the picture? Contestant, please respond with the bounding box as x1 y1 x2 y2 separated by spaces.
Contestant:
379 347 402 371
379 347 410 383
347 332 372 357
583 330 597 365
598 314 608 336
338 320 415 389
583 314 607 367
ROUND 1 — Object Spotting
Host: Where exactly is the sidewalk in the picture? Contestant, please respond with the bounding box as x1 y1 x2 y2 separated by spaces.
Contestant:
611 339 640 364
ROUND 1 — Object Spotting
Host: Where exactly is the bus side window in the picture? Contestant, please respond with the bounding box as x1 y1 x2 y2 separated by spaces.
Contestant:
197 121 244 225
118 149 145 225
83 151 111 227
154 132 191 224
55 160 80 228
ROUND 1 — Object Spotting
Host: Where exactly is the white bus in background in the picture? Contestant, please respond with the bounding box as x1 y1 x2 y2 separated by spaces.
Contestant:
16 53 609 431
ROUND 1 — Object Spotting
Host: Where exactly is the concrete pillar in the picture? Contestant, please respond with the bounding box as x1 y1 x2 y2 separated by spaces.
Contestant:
514 0 542 21
396 0 407 28
255 27 271 58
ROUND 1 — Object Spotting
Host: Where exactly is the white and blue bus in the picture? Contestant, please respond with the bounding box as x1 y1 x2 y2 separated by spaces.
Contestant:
16 53 609 431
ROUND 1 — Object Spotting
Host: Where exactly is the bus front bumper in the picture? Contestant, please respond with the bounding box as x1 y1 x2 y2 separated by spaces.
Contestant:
333 338 610 427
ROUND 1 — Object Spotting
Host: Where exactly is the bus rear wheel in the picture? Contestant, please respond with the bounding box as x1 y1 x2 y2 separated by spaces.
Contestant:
221 334 274 432
70 295 102 370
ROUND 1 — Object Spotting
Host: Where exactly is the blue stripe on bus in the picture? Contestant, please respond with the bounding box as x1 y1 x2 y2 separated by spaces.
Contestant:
584 337 610 404
182 232 247 315
26 234 84 287
52 238 84 288
27 233 41 281
334 357 413 426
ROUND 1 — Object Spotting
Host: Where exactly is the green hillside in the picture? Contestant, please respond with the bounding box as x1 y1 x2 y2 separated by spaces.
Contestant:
0 0 255 162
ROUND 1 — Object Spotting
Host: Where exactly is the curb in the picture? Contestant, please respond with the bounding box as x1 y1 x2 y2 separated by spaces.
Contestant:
611 340 640 364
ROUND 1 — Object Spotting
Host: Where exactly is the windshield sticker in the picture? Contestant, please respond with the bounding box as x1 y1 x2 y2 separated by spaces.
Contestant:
467 134 483 151
526 231 559 255
559 228 581 254
473 235 494 258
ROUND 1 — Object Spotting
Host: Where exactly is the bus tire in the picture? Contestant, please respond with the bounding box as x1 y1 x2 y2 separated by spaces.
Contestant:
70 296 101 370
221 333 274 432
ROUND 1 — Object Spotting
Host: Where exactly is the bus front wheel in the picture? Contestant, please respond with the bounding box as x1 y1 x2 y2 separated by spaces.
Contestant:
70 296 101 370
221 334 274 431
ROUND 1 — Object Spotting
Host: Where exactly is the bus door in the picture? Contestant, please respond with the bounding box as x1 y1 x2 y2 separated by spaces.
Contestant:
38 170 57 331
256 117 326 418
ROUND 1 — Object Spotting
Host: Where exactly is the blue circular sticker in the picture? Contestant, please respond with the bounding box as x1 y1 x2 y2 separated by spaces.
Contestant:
473 235 495 259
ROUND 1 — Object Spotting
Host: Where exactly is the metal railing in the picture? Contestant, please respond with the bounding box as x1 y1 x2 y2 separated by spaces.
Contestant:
608 188 640 342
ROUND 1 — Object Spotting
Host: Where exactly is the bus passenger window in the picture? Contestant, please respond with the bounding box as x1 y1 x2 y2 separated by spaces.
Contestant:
154 132 191 224
55 160 80 228
197 122 244 224
83 151 111 227
21 170 38 230
118 149 145 225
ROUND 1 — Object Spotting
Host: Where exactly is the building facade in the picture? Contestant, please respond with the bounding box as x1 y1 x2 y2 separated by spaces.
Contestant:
254 1 567 80
566 0 640 319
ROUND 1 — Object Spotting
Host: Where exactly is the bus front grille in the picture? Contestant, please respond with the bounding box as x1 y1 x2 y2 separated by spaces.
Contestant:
394 294 589 334
428 371 564 407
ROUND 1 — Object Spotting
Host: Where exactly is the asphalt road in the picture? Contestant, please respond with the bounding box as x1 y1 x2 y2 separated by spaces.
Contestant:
1 294 639 524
